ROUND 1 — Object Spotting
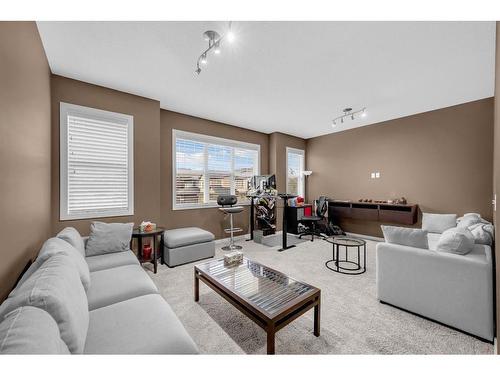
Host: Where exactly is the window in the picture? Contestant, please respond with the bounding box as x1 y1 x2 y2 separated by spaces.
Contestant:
173 130 260 209
60 102 134 220
286 147 305 197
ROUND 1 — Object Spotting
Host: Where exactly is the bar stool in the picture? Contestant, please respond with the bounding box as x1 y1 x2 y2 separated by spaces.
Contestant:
217 195 244 251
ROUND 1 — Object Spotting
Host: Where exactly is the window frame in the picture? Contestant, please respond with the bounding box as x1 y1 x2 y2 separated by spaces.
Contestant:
59 102 134 221
172 129 260 210
286 147 305 197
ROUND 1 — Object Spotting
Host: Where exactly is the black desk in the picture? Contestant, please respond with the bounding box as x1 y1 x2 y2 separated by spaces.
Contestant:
247 193 297 251
277 194 297 252
246 193 278 241
285 204 313 235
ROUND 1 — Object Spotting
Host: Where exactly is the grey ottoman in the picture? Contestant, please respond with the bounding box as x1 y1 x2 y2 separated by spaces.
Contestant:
163 227 215 267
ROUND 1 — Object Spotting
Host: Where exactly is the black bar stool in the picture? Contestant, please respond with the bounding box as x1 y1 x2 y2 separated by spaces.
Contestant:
217 195 244 251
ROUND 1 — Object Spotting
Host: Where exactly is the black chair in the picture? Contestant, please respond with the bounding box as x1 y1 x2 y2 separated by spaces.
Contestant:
298 196 328 242
217 195 244 251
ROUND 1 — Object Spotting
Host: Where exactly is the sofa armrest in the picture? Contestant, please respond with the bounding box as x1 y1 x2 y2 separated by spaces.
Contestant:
376 242 493 340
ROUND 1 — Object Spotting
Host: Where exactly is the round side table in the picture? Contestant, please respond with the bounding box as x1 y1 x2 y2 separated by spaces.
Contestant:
325 236 366 275
131 227 165 274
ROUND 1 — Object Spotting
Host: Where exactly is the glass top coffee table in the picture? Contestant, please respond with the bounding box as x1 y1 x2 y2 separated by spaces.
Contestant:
325 236 367 275
194 257 321 354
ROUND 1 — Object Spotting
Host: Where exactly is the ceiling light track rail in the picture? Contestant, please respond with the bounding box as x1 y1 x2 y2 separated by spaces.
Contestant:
332 107 366 127
195 21 234 75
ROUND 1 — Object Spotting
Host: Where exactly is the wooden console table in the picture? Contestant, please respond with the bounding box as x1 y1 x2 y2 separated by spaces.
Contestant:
328 200 418 225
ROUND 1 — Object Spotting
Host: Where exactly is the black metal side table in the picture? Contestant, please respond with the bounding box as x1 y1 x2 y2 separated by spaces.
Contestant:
325 236 366 275
131 227 165 274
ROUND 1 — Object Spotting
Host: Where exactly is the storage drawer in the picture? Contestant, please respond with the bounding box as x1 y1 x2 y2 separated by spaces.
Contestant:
379 206 417 225
330 206 352 219
351 204 379 221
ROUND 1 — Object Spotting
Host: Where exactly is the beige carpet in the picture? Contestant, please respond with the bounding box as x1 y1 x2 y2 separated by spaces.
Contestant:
147 236 493 354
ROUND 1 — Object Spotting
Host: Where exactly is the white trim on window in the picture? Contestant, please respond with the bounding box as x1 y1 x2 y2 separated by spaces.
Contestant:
60 102 134 220
286 147 305 197
172 129 260 210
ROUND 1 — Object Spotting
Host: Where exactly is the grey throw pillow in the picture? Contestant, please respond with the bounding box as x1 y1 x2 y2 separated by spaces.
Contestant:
16 237 91 293
0 306 70 354
436 227 474 255
86 221 134 257
421 213 457 234
381 225 429 249
56 227 86 258
0 254 89 354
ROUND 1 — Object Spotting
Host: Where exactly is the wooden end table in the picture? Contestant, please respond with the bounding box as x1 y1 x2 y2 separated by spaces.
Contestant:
131 227 165 274
194 257 321 354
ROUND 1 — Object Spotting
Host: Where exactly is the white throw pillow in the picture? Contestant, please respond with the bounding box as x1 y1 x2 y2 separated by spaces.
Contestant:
85 222 134 257
56 227 86 258
421 213 457 234
381 225 429 249
436 227 474 255
468 223 494 246
0 253 89 354
457 215 482 229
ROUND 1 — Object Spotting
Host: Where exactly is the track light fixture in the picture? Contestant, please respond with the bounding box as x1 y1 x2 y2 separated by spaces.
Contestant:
332 107 367 127
195 21 234 75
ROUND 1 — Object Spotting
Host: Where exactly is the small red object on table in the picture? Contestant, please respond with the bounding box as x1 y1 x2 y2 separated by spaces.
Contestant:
142 244 152 260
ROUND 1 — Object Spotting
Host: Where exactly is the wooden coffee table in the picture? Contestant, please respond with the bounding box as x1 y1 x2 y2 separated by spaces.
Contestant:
194 257 321 354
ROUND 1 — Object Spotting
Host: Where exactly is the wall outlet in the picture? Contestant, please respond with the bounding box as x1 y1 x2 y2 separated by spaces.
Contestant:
370 172 376 179
375 172 380 178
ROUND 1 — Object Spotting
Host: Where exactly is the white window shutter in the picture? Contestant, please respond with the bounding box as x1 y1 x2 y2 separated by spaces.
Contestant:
175 138 205 206
60 103 134 220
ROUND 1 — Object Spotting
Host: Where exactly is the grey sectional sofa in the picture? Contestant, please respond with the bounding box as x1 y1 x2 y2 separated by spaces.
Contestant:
0 227 199 354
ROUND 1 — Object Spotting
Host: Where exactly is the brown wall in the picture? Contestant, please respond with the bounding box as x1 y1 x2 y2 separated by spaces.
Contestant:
493 21 500 354
307 98 494 237
269 132 307 230
160 110 270 239
0 22 52 301
50 75 161 235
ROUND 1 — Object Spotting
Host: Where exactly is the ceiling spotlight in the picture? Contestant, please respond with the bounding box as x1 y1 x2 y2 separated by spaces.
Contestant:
195 21 234 75
331 107 367 128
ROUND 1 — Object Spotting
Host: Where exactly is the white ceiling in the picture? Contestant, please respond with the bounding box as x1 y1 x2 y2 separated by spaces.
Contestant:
37 21 496 139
